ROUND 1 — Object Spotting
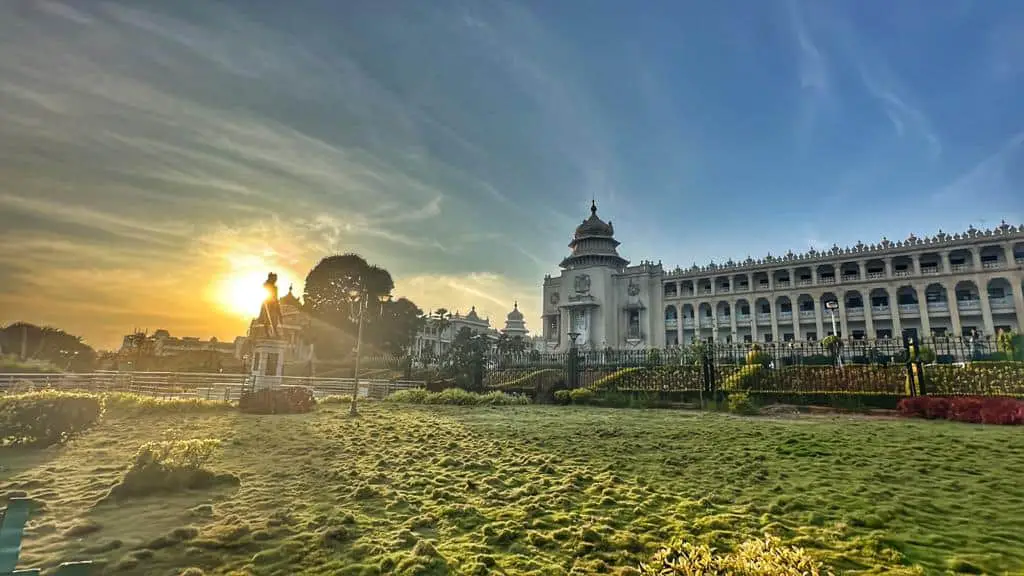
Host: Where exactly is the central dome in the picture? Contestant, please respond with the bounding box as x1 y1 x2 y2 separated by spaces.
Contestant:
560 201 629 270
574 200 615 239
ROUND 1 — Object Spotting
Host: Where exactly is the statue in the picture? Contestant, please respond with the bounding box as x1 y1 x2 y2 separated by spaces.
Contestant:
256 272 284 338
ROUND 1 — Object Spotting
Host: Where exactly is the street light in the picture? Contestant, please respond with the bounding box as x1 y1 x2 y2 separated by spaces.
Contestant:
825 300 843 368
347 288 391 416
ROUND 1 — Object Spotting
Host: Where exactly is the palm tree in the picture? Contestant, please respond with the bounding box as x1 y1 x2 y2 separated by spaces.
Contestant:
431 308 452 358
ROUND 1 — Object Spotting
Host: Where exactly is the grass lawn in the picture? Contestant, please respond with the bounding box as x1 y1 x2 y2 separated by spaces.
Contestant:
3 404 1024 575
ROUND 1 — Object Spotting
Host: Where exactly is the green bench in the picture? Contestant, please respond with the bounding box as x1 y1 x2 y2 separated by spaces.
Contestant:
1 498 92 575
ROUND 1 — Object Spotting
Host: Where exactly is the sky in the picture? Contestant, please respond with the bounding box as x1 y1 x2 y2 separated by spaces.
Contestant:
1 0 1023 350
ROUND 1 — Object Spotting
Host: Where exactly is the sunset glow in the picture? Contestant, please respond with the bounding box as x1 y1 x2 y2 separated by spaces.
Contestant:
213 265 299 319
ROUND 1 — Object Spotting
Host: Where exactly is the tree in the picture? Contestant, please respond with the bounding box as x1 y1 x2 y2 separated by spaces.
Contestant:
303 254 394 329
301 254 428 359
443 327 489 391
0 322 96 371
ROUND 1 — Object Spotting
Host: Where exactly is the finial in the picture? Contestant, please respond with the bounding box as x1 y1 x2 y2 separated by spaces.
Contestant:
288 283 294 294
514 300 518 309
590 199 597 215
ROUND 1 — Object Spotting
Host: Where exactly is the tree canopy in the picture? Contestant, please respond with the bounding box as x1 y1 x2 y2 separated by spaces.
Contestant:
0 322 96 371
301 254 423 357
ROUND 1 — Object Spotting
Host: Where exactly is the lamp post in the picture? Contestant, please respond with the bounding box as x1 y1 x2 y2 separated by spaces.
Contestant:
825 300 843 368
347 288 391 416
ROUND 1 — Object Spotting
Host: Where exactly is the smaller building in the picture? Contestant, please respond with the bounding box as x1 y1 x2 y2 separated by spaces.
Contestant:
118 329 238 357
415 303 534 357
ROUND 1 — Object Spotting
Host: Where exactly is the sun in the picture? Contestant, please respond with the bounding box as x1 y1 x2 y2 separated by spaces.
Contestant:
215 268 298 318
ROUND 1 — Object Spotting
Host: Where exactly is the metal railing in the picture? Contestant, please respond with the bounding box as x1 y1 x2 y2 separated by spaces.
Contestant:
0 371 425 400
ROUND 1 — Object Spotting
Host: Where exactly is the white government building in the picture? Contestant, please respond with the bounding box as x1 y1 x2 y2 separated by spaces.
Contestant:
541 202 1024 351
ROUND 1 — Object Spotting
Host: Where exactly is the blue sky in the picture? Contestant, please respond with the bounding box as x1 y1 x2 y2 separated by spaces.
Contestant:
1 0 1022 348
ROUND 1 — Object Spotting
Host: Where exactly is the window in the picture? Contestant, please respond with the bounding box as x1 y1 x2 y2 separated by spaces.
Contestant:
988 287 1005 298
743 335 752 343
806 332 817 341
627 310 640 339
961 326 978 337
852 330 866 340
931 327 947 337
955 290 976 301
763 333 773 343
871 296 889 307
799 301 814 311
760 303 771 314
740 305 750 315
781 302 792 313
783 333 794 342
902 328 918 340
897 294 917 305
876 329 892 339
925 290 944 302
265 352 279 376
847 297 864 307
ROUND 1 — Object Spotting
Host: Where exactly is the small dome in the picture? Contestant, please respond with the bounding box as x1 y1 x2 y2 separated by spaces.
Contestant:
507 301 524 321
574 200 614 239
466 306 480 321
280 284 301 309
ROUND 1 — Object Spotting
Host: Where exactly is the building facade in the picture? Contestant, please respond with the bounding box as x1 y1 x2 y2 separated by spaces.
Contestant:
414 304 531 357
542 203 1024 351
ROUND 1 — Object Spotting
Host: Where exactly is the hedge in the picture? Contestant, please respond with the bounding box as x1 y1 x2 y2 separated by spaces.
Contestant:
0 391 104 446
897 396 1024 425
239 387 316 414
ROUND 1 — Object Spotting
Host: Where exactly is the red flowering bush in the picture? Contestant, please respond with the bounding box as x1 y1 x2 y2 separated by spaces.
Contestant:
239 386 315 415
897 396 1024 425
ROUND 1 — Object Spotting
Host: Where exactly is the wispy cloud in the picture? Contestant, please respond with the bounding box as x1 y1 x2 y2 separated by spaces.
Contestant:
788 0 829 154
931 131 1024 209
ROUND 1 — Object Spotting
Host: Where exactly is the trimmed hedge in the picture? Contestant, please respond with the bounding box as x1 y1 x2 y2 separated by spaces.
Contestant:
239 387 316 414
0 391 104 446
925 362 1024 397
898 396 1024 425
385 388 529 406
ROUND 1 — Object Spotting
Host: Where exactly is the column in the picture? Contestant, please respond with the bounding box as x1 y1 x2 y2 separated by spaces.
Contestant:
788 268 796 286
858 260 866 279
791 296 801 340
864 301 875 339
947 281 963 336
750 299 759 342
1013 284 1024 332
768 271 775 291
891 292 903 337
729 303 738 343
676 305 684 345
916 283 931 336
940 251 951 273
912 254 921 275
1005 243 1016 267
771 300 780 342
884 258 893 278
978 289 995 336
812 267 819 285
814 301 825 338
969 247 981 270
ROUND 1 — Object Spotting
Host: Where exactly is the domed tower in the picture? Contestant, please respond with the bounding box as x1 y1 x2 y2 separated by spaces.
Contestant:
560 200 629 270
502 301 528 339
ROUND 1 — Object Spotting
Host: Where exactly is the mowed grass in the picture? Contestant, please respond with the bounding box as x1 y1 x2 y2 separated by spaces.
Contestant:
3 404 1024 575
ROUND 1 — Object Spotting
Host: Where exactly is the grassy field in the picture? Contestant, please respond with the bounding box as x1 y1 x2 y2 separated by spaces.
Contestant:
3 404 1024 575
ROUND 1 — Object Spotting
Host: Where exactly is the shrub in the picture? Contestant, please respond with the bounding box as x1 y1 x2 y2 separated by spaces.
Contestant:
727 392 758 415
107 436 237 499
897 396 1024 425
0 391 104 446
745 349 771 367
639 534 827 575
569 388 595 405
385 388 528 406
721 365 764 391
239 387 315 414
553 390 571 405
104 393 232 414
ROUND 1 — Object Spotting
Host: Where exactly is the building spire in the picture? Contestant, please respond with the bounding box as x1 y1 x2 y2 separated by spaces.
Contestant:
590 198 597 215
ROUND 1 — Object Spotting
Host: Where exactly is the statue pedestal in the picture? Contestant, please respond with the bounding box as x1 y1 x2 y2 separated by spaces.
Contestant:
250 339 288 390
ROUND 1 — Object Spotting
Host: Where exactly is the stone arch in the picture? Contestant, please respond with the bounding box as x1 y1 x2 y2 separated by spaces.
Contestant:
839 261 860 281
775 295 792 313
896 285 919 305
664 304 678 321
948 248 974 271
681 303 695 319
754 297 771 314
843 290 864 308
980 244 1008 268
954 280 980 301
986 277 1014 311
869 287 890 308
735 298 751 317
716 301 732 317
796 294 815 311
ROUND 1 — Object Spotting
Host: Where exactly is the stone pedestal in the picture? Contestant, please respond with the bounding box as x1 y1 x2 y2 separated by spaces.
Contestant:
250 338 288 390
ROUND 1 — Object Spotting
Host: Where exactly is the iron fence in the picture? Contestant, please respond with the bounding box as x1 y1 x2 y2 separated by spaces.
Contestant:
0 371 425 401
482 336 1023 398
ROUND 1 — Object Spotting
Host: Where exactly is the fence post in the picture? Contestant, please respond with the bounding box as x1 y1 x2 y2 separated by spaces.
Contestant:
566 347 580 390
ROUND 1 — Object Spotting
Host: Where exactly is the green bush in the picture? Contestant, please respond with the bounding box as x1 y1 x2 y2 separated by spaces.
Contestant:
553 390 571 405
107 436 237 500
0 391 104 446
727 392 758 415
639 534 828 575
721 365 764 391
239 387 316 414
104 393 232 414
745 350 772 367
385 388 528 406
569 388 595 405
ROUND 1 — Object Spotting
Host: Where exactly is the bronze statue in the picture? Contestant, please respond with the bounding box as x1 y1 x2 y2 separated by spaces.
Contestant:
257 272 284 338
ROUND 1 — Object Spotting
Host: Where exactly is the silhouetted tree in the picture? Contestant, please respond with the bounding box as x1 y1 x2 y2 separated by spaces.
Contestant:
301 254 423 359
0 322 96 371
